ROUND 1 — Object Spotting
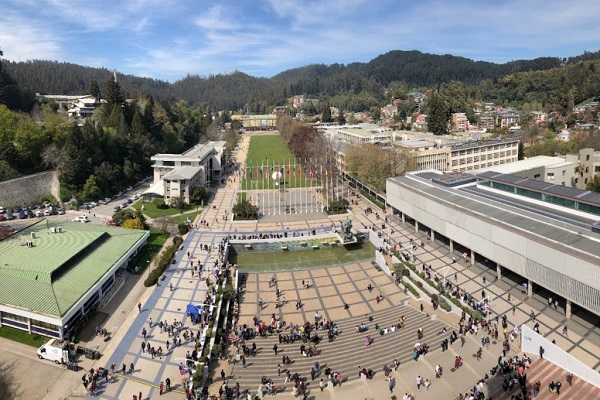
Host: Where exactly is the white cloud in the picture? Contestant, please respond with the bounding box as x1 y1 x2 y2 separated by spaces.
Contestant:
194 5 239 30
0 10 64 62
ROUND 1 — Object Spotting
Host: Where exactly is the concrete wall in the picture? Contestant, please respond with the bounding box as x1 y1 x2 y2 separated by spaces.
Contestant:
521 324 600 387
0 171 60 207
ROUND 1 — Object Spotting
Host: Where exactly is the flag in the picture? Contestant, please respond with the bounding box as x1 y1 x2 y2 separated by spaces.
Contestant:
259 168 263 176
255 168 258 177
286 167 290 175
249 170 253 179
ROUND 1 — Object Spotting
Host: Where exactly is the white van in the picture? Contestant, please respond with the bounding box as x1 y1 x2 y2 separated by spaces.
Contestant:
72 215 90 223
37 339 69 364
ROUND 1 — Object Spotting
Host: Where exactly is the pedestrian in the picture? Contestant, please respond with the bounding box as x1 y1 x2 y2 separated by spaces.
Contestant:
141 341 145 353
142 327 146 339
476 347 482 361
483 276 486 285
533 380 540 397
273 344 278 355
159 381 164 395
548 297 552 306
566 372 573 386
554 300 558 310
122 363 127 375
258 298 263 309
138 302 142 312
539 346 545 359
221 369 226 381
424 378 431 391
149 318 153 328
454 273 457 281
562 325 568 336
130 362 135 374
319 378 325 392
416 375 422 390
139 391 142 400
388 377 395 393
512 305 516 315
169 283 173 291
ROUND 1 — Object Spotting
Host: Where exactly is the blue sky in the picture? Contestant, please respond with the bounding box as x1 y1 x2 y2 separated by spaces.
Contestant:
1 0 599 82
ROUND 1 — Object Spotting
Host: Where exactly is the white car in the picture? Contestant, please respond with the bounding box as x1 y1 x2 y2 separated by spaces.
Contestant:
57 208 65 215
72 215 90 223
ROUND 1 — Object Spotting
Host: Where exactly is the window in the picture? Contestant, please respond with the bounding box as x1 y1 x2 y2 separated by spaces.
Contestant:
547 172 555 180
586 155 590 161
562 170 566 177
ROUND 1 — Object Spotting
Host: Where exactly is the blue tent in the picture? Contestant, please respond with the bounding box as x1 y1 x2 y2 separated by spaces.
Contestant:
186 304 204 323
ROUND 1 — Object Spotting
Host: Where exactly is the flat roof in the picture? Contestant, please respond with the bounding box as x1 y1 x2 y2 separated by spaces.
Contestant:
0 220 147 318
474 155 571 174
164 166 202 180
477 171 600 207
339 128 391 138
389 175 600 264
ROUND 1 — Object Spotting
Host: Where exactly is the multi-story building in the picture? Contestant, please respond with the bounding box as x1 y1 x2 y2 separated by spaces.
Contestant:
231 114 277 130
448 139 519 172
451 113 469 132
477 114 495 130
148 141 227 203
496 110 520 128
323 126 392 146
394 133 519 173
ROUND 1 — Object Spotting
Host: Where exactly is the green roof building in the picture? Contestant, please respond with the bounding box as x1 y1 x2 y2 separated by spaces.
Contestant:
0 219 149 339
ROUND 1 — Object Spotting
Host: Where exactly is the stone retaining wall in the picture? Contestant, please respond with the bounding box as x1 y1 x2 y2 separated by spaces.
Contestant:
0 170 60 206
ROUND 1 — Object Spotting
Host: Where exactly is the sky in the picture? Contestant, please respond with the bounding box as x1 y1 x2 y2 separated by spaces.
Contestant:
1 0 599 82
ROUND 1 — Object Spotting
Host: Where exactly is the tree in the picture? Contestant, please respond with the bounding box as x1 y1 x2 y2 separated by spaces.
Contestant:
321 103 333 122
586 174 600 192
426 91 448 135
337 110 346 126
81 175 102 201
232 198 258 219
122 217 146 230
89 80 101 100
169 196 187 213
190 186 209 205
344 143 394 190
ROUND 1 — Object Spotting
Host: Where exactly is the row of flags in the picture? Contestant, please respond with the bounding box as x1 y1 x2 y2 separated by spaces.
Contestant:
236 162 343 180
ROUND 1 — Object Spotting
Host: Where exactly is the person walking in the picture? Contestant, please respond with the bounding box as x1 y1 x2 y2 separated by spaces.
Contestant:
273 344 278 355
424 379 431 391
566 372 573 386
416 375 422 390
141 341 145 353
562 325 568 336
221 369 226 381
149 318 153 328
138 302 142 312
319 378 325 392
130 362 135 374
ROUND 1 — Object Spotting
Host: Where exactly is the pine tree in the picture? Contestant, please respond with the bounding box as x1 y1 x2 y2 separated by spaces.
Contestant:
426 91 449 135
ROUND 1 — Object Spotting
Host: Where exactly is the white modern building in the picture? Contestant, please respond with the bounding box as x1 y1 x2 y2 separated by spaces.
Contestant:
148 141 227 203
387 171 600 319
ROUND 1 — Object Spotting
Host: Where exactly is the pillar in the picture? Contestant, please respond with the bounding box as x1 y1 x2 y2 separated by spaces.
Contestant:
401 213 405 223
27 318 32 334
431 230 435 242
415 220 418 232
496 263 502 280
450 240 454 252
527 279 532 297
565 300 572 319
470 250 475 265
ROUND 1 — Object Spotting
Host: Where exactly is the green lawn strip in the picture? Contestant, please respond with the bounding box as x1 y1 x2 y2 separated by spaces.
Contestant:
242 134 315 190
132 201 183 218
128 228 170 274
230 242 375 272
0 326 47 347
170 211 200 225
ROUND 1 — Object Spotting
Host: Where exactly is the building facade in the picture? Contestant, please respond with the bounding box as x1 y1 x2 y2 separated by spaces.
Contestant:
149 141 227 203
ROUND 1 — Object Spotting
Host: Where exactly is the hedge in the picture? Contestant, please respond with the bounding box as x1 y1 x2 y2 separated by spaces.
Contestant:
360 189 386 210
143 236 183 287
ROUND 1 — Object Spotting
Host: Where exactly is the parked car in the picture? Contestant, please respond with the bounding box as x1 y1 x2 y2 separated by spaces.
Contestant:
98 199 106 205
0 206 4 214
72 215 90 223
113 206 121 212
35 210 43 217
104 197 111 204
43 209 52 216
56 208 65 215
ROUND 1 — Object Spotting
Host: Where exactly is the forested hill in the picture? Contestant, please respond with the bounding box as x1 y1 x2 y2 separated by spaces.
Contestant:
3 49 600 110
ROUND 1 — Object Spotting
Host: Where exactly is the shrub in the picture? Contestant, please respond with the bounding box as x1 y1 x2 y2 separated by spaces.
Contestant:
402 268 410 277
178 223 189 235
438 297 452 312
430 294 438 301
415 281 423 288
152 198 168 209
143 237 182 287
192 364 204 388
400 280 420 298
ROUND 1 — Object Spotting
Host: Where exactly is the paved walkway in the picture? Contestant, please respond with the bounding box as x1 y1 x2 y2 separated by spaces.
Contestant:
25 134 598 399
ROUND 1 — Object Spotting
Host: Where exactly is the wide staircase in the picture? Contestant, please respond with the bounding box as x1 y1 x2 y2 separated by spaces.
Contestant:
222 303 449 395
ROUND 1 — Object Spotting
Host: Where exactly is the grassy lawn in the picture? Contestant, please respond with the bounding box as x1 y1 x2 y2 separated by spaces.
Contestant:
241 134 315 190
229 241 375 271
0 326 47 347
132 201 193 218
170 211 200 225
128 228 170 274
